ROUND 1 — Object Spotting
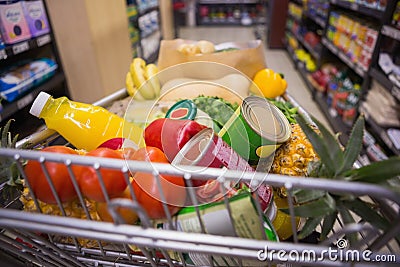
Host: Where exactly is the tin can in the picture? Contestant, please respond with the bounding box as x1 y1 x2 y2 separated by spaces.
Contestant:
165 99 214 129
172 128 254 172
219 96 291 164
172 128 273 212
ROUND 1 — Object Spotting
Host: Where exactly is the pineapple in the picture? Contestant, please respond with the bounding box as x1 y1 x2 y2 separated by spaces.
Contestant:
20 186 103 248
290 114 400 245
271 123 319 177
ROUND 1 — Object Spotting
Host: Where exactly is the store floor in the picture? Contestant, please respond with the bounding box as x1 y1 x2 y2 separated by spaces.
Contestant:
178 26 332 130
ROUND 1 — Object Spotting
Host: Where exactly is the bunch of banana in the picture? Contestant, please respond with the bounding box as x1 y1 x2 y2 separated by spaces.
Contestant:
177 40 215 55
126 57 161 100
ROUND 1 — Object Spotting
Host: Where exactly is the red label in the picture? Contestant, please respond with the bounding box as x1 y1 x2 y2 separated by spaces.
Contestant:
170 108 188 119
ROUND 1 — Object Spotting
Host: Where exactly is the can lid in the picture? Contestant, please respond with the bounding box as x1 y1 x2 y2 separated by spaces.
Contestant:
30 91 51 117
242 96 291 143
165 99 197 120
172 128 214 166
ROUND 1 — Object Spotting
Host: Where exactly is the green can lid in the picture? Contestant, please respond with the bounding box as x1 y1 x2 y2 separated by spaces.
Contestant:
166 99 197 120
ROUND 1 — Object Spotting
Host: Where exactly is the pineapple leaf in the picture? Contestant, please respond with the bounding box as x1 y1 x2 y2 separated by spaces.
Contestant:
338 204 358 247
312 116 344 176
1 119 11 147
320 210 338 241
281 193 336 218
343 198 390 231
337 116 364 175
297 115 337 176
298 216 323 240
293 189 326 204
346 156 400 184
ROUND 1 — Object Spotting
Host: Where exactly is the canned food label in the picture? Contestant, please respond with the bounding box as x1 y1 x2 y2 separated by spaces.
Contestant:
163 192 278 265
212 135 254 172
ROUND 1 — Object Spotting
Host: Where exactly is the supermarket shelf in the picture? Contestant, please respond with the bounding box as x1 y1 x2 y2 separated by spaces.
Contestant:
297 62 316 94
198 19 244 26
322 37 366 77
291 0 303 6
285 37 316 94
137 4 159 16
0 34 52 61
314 91 351 144
288 13 302 23
362 110 400 156
369 67 400 102
303 11 327 28
381 25 400 42
0 71 65 122
198 0 259 3
296 34 322 61
140 27 161 39
330 0 385 20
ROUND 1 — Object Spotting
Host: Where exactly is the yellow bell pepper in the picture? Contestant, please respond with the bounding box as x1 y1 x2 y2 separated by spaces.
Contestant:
252 68 288 98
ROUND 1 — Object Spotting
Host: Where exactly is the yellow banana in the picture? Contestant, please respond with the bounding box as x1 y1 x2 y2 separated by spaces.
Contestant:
125 72 145 100
130 58 155 99
144 63 160 97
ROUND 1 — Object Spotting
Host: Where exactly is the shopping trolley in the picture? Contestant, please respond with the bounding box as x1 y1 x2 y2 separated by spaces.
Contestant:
0 89 399 267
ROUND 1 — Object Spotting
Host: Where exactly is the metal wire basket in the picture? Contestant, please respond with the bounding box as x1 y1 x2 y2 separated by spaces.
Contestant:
0 89 399 267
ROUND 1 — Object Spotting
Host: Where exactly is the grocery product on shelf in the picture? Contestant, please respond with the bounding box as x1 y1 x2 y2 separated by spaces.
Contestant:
360 80 400 128
22 0 50 37
0 58 57 102
393 1 400 28
309 63 339 92
0 1 31 44
295 49 317 71
29 92 144 151
379 52 400 89
340 0 388 10
326 11 378 70
289 1 303 20
326 69 361 125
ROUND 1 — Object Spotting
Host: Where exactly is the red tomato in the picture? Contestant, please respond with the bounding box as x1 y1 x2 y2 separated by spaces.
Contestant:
76 147 128 202
96 187 139 224
131 147 186 219
24 146 79 204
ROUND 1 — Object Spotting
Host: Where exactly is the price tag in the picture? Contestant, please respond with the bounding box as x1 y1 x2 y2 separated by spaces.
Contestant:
350 2 358 11
392 86 400 102
316 17 325 27
355 65 365 77
36 34 51 47
17 93 33 110
0 49 7 60
382 26 400 41
12 41 29 55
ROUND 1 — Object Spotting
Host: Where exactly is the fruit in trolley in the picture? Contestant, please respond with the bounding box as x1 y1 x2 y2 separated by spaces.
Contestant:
126 57 161 100
95 187 139 225
288 115 400 244
131 147 186 219
76 147 128 202
24 146 80 204
252 68 288 99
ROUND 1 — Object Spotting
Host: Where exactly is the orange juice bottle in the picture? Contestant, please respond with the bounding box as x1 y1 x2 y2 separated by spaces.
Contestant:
29 92 144 151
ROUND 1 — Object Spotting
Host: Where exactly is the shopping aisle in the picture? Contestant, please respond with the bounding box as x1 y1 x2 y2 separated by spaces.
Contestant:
178 26 332 129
